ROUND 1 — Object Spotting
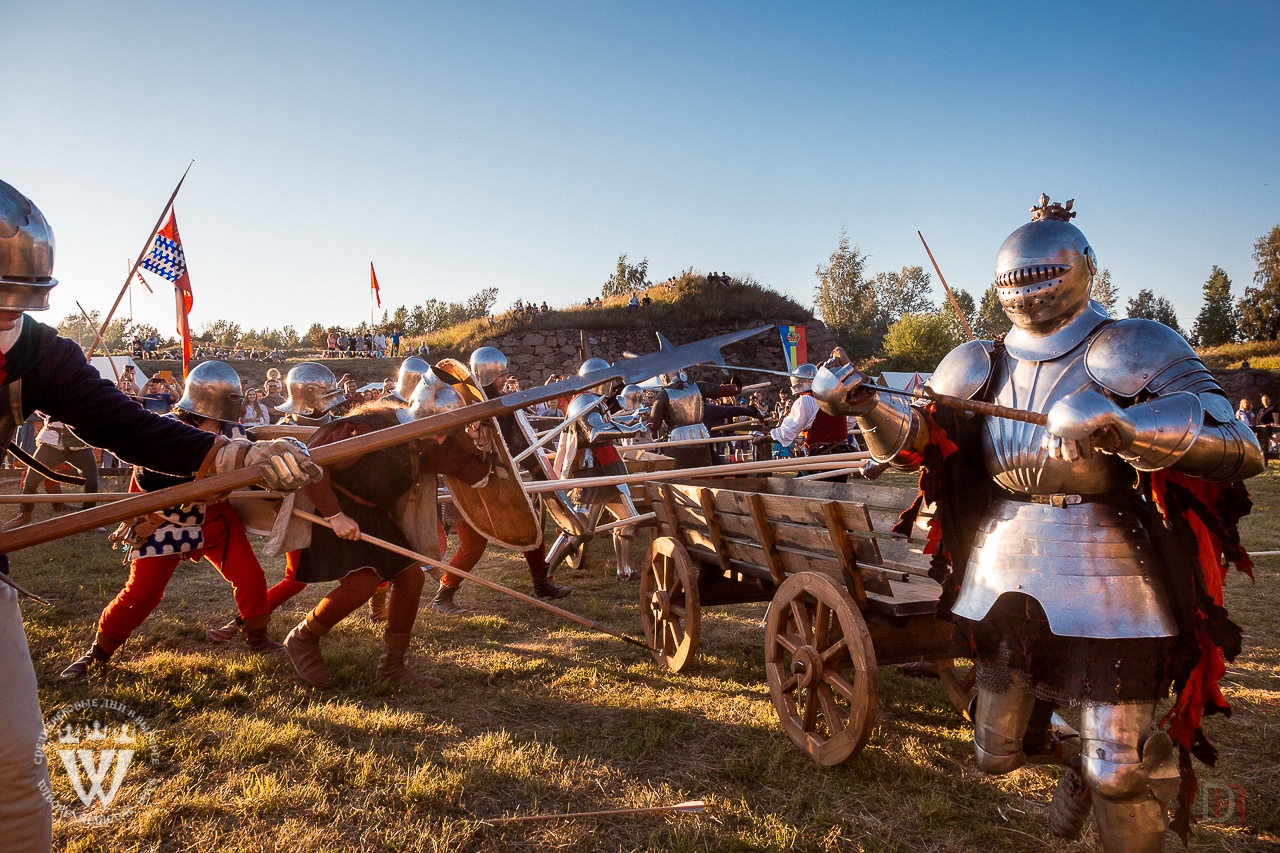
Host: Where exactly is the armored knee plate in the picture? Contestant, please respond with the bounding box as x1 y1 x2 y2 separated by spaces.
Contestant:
971 686 1037 775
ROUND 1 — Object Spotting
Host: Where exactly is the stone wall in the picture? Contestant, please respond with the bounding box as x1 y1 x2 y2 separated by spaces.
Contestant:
478 321 838 386
1217 369 1278 407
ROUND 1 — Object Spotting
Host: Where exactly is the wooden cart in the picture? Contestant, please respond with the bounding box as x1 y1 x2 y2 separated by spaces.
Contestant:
642 476 974 765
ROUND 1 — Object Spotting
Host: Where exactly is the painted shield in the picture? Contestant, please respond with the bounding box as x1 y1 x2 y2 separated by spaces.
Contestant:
435 359 543 551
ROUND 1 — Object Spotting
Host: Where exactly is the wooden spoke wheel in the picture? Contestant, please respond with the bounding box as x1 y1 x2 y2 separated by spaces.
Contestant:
641 537 700 672
937 657 976 720
765 572 878 766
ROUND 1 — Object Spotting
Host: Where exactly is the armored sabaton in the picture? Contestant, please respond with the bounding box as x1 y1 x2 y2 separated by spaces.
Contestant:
815 195 1263 853
546 363 645 580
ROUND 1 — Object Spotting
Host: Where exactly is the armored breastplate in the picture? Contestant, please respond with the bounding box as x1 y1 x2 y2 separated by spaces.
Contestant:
955 335 1177 640
664 384 704 427
981 340 1134 496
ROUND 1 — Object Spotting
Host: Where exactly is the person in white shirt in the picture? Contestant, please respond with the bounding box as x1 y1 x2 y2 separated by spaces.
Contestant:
241 388 271 427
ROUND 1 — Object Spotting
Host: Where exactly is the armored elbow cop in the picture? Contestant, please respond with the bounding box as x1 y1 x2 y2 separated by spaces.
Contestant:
1120 392 1264 482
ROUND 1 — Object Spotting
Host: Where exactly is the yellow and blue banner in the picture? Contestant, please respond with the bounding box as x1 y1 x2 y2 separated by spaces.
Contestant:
778 325 807 371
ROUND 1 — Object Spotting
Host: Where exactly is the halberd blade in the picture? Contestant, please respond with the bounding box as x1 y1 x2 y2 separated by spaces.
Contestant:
605 325 772 386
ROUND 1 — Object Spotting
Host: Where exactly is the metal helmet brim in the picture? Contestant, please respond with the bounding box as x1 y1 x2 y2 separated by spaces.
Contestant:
0 179 58 311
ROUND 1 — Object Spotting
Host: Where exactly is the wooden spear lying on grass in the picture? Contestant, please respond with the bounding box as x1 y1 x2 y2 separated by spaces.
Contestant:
483 799 706 825
292 510 652 650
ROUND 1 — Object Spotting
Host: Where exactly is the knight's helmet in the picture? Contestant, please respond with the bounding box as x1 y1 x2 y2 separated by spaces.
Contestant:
789 363 818 394
396 369 465 423
995 194 1098 332
578 357 614 392
659 368 688 387
176 360 244 423
618 384 645 412
0 179 58 311
277 362 346 418
395 356 431 401
469 346 509 398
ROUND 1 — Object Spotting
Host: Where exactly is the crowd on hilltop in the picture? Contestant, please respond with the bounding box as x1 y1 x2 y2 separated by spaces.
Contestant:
322 328 420 359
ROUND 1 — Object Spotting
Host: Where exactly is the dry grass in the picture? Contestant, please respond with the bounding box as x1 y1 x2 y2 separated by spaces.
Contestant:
10 465 1280 852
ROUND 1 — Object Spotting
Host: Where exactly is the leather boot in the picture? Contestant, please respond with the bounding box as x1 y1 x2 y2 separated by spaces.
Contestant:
2 512 32 532
368 584 389 622
205 617 241 644
1048 767 1092 839
60 633 116 679
376 631 442 688
283 614 333 688
531 571 571 600
429 584 467 616
243 614 285 655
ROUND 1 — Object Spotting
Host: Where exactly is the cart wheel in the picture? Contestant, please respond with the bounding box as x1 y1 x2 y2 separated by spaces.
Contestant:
565 540 586 570
937 657 976 721
765 572 878 765
641 537 700 672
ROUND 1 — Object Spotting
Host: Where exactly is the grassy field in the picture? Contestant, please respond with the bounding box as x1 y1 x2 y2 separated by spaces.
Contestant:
11 465 1280 852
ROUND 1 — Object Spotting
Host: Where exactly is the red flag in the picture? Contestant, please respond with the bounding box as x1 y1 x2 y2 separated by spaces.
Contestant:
143 212 193 376
370 262 382 308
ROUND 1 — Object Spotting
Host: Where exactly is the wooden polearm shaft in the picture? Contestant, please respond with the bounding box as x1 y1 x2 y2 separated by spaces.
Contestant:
293 510 650 650
0 325 773 554
519 451 871 493
918 231 975 341
486 800 706 824
77 301 121 382
874 383 1049 427
0 490 286 504
86 162 193 360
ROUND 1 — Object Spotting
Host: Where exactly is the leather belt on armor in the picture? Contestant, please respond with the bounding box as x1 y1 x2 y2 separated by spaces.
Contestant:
1000 490 1114 509
332 483 378 507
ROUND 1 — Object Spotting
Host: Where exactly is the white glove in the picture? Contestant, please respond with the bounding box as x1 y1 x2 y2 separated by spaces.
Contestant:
1042 390 1134 462
216 437 323 491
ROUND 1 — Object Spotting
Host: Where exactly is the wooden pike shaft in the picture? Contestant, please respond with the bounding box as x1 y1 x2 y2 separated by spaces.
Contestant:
292 510 650 650
77 301 121 381
0 490 286 504
487 800 706 824
87 162 193 360
883 384 1049 427
918 231 975 341
520 451 871 494
621 435 750 452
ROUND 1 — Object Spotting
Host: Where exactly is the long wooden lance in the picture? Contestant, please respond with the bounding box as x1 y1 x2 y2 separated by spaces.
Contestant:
918 231 976 341
86 162 194 360
293 510 650 650
0 326 772 554
873 382 1048 427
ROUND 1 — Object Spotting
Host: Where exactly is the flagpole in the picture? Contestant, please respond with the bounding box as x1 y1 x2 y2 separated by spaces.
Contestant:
86 161 193 361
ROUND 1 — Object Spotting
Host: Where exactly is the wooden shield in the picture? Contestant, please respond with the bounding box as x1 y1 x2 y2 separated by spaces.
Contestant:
435 360 543 551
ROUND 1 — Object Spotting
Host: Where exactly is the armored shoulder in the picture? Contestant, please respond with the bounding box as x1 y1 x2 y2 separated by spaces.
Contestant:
927 339 994 400
1085 318 1227 408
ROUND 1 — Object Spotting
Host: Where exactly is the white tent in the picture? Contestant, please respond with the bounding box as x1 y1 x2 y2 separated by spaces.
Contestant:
876 371 932 392
87 356 146 384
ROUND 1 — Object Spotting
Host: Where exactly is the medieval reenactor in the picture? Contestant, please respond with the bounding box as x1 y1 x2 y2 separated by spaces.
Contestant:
544 358 646 580
282 374 492 689
813 195 1264 852
429 347 571 614
0 177 320 853
770 363 855 457
61 361 304 677
205 360 351 643
648 368 743 467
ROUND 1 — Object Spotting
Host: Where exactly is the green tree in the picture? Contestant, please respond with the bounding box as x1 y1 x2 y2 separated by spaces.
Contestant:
941 288 977 341
199 319 243 347
305 322 326 348
813 231 877 355
880 312 964 372
57 310 100 350
1126 289 1185 337
974 284 1012 339
1092 268 1118 316
602 254 651 297
1239 225 1280 342
391 305 409 330
1191 266 1238 346
867 265 934 331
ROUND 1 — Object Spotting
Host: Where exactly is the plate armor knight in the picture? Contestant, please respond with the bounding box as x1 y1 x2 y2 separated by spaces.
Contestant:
813 196 1263 853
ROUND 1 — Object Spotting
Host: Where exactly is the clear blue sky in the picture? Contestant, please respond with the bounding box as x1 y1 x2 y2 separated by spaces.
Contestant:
5 2 1278 341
